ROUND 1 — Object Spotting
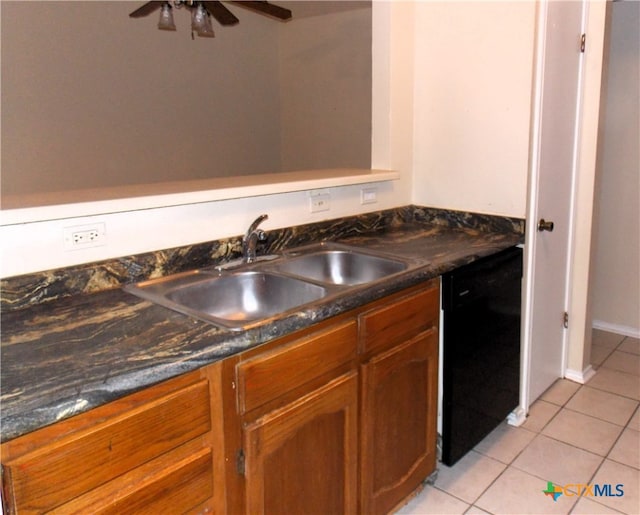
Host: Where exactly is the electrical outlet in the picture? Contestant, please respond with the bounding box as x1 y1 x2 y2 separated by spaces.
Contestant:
361 187 378 205
64 223 106 250
309 193 330 213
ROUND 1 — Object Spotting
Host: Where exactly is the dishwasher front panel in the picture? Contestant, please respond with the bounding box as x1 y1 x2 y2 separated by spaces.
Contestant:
441 247 522 466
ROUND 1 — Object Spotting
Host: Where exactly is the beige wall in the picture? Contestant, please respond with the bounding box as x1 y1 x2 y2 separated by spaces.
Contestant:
591 0 640 335
410 1 535 218
1 1 370 197
279 8 371 171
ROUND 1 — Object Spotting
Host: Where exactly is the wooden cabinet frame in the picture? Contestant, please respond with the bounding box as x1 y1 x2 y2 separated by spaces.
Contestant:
2 280 440 515
226 280 440 515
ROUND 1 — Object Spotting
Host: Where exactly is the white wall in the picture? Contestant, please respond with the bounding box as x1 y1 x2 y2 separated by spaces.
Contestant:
410 1 535 218
591 0 640 336
0 181 403 277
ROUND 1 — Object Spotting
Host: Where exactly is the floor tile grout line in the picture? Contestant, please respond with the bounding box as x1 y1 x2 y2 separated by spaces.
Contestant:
458 462 511 514
432 446 531 510
463 427 554 510
579 375 640 402
559 403 637 429
605 347 640 359
590 365 640 378
601 458 640 474
593 330 627 346
567 488 628 515
531 425 620 460
483 458 584 515
522 402 563 435
428 482 472 509
576 456 632 515
599 419 635 467
627 404 640 430
507 441 606 485
506 457 621 515
540 380 583 409
598 363 640 378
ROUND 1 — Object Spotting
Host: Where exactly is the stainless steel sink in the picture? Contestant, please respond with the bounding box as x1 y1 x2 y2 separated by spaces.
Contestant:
125 271 329 330
270 245 408 286
124 242 413 330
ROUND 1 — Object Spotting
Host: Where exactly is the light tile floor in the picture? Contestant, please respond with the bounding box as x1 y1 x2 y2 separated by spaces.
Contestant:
395 330 640 515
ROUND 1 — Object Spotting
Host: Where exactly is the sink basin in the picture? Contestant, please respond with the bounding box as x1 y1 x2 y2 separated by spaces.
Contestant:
124 242 413 330
125 271 329 330
270 247 408 286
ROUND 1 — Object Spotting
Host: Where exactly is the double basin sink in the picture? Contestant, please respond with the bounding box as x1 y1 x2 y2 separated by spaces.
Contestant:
124 242 412 331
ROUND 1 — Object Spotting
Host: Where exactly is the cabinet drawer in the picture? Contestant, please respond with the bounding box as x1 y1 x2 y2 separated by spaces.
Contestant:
50 446 214 515
3 380 211 513
237 320 357 414
360 284 439 356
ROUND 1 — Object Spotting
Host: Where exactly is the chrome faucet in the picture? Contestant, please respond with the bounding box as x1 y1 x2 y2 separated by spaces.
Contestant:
242 214 269 263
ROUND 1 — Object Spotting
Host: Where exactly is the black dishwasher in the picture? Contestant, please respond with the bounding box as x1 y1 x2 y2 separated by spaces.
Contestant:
441 246 522 466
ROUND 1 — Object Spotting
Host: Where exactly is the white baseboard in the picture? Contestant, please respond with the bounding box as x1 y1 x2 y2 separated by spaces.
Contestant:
592 320 640 339
564 365 596 385
507 406 527 427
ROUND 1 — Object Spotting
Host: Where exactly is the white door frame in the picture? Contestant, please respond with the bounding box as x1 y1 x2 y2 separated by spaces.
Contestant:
563 0 608 383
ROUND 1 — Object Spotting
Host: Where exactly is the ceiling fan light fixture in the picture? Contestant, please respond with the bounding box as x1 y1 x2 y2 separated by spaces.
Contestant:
198 14 216 38
191 3 215 38
191 3 207 31
157 2 176 31
130 0 291 39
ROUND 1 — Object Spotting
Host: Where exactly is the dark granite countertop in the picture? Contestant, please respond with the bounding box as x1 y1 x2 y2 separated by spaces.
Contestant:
1 208 523 442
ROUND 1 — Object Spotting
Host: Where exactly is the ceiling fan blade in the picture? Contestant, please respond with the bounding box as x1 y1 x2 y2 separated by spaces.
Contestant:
203 1 239 26
230 1 292 21
129 1 164 18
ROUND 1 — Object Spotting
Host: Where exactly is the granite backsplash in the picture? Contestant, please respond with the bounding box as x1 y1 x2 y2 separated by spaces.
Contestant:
0 205 524 312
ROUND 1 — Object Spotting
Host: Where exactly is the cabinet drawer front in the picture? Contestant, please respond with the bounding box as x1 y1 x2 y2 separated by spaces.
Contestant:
50 447 214 515
237 320 357 414
360 284 439 356
3 380 211 513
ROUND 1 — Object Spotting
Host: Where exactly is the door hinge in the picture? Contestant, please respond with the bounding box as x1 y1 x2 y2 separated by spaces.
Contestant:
563 312 569 329
236 449 245 476
580 33 586 53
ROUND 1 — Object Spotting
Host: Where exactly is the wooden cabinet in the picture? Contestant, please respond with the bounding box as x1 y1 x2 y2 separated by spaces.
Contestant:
359 282 440 515
1 363 227 515
2 279 440 515
228 319 359 515
244 372 359 514
226 280 440 515
360 331 438 515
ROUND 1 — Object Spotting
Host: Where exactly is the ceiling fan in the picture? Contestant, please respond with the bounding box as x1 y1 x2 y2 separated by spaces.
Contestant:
129 1 292 38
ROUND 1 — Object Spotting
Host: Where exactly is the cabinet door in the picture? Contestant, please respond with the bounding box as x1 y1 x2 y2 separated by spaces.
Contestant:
243 372 358 515
360 328 438 515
